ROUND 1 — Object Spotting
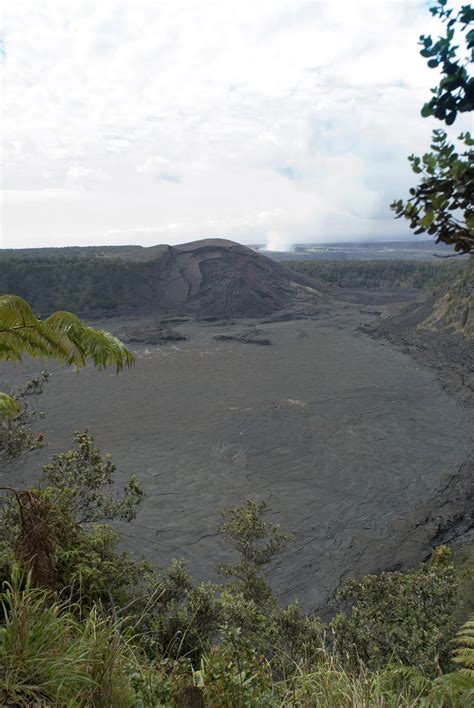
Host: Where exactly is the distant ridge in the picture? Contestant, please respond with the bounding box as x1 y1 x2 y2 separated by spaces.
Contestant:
0 238 323 319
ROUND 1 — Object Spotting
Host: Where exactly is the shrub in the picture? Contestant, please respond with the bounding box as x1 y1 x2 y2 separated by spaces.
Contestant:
331 546 457 675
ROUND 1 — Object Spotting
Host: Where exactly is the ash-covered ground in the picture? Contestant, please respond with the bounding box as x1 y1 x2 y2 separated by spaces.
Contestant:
2 292 472 613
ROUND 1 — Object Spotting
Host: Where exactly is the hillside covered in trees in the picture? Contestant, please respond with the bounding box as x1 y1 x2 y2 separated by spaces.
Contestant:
285 258 463 290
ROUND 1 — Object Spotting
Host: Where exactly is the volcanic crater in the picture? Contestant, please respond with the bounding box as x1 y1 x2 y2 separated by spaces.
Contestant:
1 239 472 612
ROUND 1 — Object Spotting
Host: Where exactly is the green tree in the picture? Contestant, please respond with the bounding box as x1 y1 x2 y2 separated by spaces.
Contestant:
391 1 474 254
0 432 145 599
0 294 134 416
0 373 49 460
39 431 143 523
331 546 457 675
216 499 291 607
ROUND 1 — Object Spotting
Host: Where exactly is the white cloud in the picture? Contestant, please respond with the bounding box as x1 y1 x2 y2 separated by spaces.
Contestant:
1 0 470 249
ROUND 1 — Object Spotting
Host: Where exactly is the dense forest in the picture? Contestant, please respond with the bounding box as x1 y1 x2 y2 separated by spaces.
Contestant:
0 254 163 315
285 259 463 290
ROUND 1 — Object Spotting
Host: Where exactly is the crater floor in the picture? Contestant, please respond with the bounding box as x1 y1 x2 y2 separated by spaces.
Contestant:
2 300 472 610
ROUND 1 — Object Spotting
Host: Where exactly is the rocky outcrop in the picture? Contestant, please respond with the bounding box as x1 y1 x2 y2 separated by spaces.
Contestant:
418 257 473 338
366 258 474 404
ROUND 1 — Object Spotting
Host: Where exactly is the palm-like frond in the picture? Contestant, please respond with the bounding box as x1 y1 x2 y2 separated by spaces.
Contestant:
0 295 134 371
0 295 134 417
452 618 474 675
0 393 19 417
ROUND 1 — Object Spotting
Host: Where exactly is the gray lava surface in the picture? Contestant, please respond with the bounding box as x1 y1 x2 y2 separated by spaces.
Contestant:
1 300 472 611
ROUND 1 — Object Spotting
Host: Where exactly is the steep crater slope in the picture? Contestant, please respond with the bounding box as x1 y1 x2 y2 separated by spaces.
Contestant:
367 258 474 403
0 239 323 319
378 258 473 338
417 257 473 337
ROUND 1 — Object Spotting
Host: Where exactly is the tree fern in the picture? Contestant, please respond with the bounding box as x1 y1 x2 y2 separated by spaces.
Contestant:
0 295 134 416
0 392 19 417
452 617 474 676
427 616 474 706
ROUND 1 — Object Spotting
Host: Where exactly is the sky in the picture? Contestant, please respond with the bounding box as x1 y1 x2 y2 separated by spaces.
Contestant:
0 0 469 250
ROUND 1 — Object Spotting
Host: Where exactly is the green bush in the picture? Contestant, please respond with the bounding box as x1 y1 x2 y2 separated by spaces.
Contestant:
331 546 457 675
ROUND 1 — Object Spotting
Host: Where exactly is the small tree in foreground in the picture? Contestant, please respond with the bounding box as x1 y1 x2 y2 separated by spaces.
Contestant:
39 431 143 523
0 432 144 598
418 1 473 125
216 499 291 607
391 129 474 254
0 372 49 460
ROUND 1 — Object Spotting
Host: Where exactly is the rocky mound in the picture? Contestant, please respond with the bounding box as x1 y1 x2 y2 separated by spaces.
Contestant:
144 238 323 319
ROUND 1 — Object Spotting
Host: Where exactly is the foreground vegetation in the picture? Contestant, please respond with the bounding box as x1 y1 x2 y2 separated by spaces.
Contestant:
0 412 472 706
285 259 463 291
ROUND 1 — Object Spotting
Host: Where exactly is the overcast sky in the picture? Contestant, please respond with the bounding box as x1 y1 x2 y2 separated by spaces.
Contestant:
0 1 468 249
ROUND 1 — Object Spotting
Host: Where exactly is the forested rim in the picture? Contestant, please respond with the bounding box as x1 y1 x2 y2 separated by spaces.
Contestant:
285 258 464 289
0 254 159 314
0 254 465 318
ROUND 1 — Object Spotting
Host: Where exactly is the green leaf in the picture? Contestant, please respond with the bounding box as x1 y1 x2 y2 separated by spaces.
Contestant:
445 111 457 125
0 294 134 372
420 211 435 227
421 104 433 118
0 393 19 418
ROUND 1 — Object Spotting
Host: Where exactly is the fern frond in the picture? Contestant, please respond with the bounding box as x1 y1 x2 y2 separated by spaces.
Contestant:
0 294 37 327
0 393 19 418
427 617 474 705
0 295 134 371
452 619 474 670
0 294 135 417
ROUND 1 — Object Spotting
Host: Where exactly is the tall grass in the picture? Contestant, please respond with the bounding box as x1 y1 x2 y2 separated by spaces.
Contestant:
0 570 136 706
277 655 431 707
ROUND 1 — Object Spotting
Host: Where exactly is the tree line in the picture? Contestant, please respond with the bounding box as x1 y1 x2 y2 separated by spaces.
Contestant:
285 258 462 290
